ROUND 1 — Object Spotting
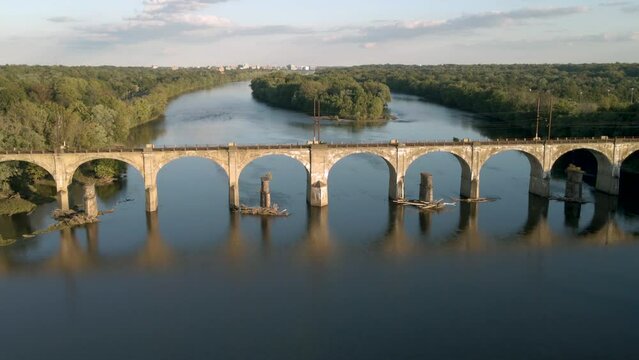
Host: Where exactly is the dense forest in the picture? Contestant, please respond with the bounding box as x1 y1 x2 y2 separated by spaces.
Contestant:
0 65 261 214
250 72 391 121
319 64 639 139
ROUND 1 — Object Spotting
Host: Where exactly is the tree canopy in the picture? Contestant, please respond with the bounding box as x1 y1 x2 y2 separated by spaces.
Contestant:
319 64 639 138
250 72 391 121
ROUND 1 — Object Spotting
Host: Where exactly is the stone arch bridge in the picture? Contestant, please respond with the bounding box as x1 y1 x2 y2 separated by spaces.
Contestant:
2 137 638 212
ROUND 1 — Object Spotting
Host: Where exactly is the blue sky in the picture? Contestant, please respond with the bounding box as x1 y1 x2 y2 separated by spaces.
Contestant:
0 0 637 66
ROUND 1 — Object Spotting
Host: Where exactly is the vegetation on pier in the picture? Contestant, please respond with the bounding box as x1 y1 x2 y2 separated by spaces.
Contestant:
250 72 391 121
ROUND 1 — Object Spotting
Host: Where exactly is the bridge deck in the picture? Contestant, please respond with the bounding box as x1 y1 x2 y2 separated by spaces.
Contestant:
2 136 638 154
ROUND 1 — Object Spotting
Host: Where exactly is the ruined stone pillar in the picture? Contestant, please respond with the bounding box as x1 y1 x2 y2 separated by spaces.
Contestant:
565 164 584 201
260 175 271 208
228 144 240 209
309 144 328 207
83 183 98 217
419 172 434 202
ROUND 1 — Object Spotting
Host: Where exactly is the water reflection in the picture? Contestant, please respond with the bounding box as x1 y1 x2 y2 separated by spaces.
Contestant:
46 228 94 273
136 212 174 269
376 204 412 255
298 207 333 263
448 202 483 251
0 198 637 276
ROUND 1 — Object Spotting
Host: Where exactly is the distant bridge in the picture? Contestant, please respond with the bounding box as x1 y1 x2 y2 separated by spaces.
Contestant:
2 137 639 212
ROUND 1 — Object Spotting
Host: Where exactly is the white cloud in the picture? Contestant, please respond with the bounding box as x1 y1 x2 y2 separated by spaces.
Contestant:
325 6 590 45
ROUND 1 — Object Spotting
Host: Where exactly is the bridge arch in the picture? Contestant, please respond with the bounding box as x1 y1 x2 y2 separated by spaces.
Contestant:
404 150 471 200
619 149 639 205
237 154 310 208
0 156 56 179
64 153 145 188
327 149 397 175
479 148 546 197
327 150 399 198
549 147 615 195
154 154 229 187
327 151 399 201
236 152 310 177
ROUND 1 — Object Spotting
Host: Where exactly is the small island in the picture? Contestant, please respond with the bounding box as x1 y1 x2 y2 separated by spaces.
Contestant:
250 72 391 121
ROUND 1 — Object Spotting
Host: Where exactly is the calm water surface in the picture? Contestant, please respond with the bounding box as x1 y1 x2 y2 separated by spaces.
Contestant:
1 82 639 359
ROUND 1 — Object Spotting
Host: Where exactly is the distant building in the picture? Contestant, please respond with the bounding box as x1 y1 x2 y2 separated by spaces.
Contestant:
287 64 297 71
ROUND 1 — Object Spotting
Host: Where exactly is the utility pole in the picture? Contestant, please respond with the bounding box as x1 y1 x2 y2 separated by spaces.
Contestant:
547 93 554 141
632 88 635 104
313 98 321 143
535 94 541 140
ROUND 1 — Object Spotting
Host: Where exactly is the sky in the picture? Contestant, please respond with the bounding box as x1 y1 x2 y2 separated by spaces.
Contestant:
0 0 638 66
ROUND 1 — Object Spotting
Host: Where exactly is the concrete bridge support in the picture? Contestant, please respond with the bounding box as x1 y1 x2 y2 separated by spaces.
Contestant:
56 186 70 211
460 168 480 199
529 171 551 197
388 171 405 200
228 145 240 209
595 164 620 196
308 144 329 207
145 185 158 213
143 149 159 213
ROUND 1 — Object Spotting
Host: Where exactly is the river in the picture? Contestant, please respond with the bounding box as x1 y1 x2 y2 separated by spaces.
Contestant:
1 81 639 359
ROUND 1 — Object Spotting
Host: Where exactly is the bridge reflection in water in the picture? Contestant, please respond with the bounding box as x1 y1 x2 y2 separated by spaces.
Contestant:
0 194 636 277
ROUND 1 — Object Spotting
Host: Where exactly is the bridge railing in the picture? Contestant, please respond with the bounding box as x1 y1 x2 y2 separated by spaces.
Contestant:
2 137 639 155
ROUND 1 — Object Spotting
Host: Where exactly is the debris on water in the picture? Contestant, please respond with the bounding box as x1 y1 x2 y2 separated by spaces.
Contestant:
393 198 455 211
452 197 499 203
235 204 289 217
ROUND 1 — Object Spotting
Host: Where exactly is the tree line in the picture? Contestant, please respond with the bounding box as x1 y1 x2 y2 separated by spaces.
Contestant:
0 65 262 211
318 64 639 139
250 72 391 121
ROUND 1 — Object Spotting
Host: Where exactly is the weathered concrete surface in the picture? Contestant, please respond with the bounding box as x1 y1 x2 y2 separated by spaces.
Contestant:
83 184 98 217
419 173 434 202
565 165 585 201
260 176 271 208
2 138 638 212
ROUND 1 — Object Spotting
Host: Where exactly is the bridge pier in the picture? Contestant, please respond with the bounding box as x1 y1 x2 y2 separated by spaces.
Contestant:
56 186 70 211
145 185 158 213
143 148 159 213
388 173 405 200
595 164 620 196
308 144 329 207
228 144 240 209
460 171 480 199
529 171 551 197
